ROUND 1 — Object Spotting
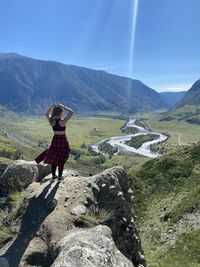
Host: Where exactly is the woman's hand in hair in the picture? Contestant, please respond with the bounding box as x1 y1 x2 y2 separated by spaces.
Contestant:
57 103 64 108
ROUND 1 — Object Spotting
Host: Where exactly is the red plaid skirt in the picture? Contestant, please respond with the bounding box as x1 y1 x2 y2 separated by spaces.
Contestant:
35 135 70 167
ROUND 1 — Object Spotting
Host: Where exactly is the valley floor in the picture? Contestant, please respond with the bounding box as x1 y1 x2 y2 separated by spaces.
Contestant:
1 112 200 266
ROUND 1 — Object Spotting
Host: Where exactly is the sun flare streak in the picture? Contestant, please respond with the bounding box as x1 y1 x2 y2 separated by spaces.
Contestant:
127 0 139 111
128 0 139 77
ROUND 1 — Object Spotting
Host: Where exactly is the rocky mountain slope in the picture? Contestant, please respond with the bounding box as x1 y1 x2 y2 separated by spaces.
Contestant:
0 53 167 115
0 161 147 267
162 79 200 124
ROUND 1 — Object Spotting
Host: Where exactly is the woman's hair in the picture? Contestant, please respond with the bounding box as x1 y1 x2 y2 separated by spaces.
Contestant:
49 106 63 124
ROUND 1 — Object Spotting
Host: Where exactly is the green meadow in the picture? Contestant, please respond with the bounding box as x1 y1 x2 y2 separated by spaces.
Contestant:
0 115 148 175
1 112 200 176
135 111 200 148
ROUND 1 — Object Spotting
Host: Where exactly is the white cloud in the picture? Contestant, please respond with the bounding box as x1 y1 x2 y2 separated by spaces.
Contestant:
93 64 120 71
157 83 192 92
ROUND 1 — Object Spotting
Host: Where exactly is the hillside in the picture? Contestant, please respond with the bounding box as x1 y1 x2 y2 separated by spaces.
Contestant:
0 53 167 115
162 79 200 124
128 143 200 267
0 105 19 122
159 91 186 108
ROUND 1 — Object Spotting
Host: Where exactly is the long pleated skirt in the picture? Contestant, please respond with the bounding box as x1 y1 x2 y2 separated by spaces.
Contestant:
35 135 70 167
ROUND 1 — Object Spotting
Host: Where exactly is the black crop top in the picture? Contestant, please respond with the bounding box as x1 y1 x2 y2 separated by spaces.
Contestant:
52 118 66 131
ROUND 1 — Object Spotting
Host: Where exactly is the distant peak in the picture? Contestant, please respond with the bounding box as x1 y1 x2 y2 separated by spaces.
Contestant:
0 52 22 58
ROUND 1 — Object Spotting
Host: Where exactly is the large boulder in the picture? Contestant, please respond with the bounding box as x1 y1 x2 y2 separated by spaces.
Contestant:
0 160 51 192
52 225 134 267
36 162 51 181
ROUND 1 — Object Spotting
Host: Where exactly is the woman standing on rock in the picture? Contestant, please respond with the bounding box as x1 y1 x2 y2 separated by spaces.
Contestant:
35 103 73 181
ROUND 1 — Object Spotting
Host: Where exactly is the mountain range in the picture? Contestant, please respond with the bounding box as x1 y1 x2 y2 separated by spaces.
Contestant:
159 91 186 108
0 53 185 115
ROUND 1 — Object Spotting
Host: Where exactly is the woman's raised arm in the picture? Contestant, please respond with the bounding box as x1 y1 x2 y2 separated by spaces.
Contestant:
45 104 55 120
58 103 74 123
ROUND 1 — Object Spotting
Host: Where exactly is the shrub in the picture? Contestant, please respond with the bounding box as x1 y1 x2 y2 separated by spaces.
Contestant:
94 154 106 164
99 141 118 156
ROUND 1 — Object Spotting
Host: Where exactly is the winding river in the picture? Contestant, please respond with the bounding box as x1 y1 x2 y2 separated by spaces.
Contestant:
90 119 168 158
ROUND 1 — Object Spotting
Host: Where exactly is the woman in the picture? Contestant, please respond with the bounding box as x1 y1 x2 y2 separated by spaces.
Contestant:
35 103 73 181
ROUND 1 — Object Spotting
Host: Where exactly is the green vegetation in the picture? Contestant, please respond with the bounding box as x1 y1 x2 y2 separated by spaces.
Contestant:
0 135 39 172
134 119 151 130
1 112 200 266
134 111 200 154
120 121 138 134
0 116 126 149
161 104 200 124
0 191 26 248
166 185 200 224
0 228 12 246
159 230 200 267
125 134 159 149
0 157 13 175
99 141 118 157
77 207 114 227
0 116 133 175
161 79 200 126
125 127 138 134
128 143 200 267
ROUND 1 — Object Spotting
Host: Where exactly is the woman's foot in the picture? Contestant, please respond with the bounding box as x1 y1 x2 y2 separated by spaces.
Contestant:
52 175 58 180
58 176 63 182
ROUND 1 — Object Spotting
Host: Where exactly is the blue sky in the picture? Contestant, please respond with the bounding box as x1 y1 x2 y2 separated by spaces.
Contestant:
0 0 199 92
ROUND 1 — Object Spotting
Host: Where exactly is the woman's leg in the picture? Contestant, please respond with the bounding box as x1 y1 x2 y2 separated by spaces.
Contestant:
51 165 57 177
58 165 64 178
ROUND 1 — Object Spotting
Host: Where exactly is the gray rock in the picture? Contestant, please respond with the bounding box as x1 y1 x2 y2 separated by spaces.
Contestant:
128 188 133 196
160 215 165 222
70 204 87 216
0 160 51 191
51 225 134 267
0 166 147 267
35 162 51 181
0 160 39 191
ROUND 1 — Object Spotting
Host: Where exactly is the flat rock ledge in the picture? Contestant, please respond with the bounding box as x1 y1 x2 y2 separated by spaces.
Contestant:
0 161 147 267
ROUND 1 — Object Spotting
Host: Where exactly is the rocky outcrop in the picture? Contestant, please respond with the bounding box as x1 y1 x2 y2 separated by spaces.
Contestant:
0 160 51 192
52 225 134 267
90 167 145 265
0 165 147 267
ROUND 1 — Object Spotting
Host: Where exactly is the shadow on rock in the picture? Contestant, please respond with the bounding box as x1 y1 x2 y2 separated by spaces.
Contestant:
3 181 59 267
